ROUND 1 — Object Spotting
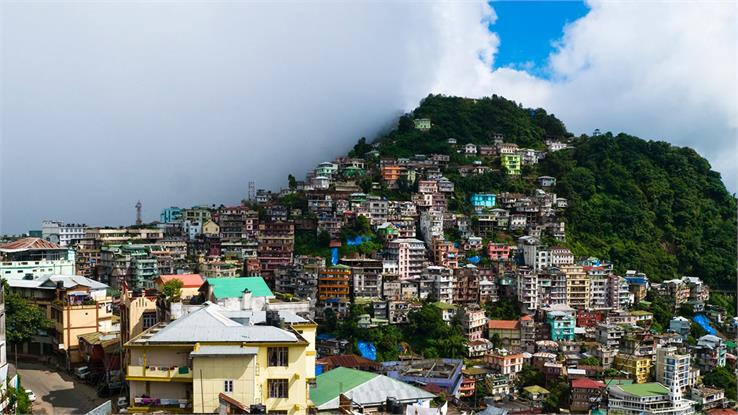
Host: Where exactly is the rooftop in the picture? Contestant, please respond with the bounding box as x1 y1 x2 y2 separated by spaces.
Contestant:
204 277 274 299
614 382 669 398
0 237 65 252
158 274 204 288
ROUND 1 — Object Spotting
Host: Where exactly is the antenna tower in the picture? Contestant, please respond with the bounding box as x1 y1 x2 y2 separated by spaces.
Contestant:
135 200 142 225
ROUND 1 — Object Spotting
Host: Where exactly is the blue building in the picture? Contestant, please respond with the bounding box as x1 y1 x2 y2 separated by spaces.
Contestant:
160 206 182 223
470 193 496 209
546 311 575 341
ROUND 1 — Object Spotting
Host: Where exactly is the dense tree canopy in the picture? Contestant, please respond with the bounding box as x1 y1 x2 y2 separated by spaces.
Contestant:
3 282 52 345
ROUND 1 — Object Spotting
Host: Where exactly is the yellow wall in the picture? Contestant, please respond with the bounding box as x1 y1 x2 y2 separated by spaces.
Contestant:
193 355 256 413
125 296 157 341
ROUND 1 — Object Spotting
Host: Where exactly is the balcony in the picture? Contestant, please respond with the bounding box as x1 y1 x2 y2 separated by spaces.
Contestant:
129 397 192 413
127 365 193 382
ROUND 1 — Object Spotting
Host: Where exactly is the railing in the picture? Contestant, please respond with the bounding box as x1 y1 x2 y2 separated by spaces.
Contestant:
127 365 193 380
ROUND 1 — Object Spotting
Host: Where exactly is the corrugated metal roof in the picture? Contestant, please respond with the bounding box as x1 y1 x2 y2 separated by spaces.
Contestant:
205 277 274 299
312 367 435 410
0 237 65 252
191 345 258 357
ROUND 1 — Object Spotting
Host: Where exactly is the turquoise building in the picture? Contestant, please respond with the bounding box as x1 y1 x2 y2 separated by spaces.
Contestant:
470 193 496 209
160 206 182 223
546 311 575 341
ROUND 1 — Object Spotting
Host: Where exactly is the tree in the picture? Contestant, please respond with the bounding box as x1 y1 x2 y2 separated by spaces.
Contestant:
3 282 52 346
579 356 601 366
161 278 184 302
7 384 32 414
703 367 737 400
288 174 297 190
517 365 545 388
484 298 521 320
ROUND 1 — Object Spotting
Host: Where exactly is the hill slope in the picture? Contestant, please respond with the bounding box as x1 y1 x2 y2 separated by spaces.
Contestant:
372 94 737 289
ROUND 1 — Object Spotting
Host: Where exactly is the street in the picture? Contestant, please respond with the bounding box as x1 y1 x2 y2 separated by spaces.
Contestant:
14 362 107 415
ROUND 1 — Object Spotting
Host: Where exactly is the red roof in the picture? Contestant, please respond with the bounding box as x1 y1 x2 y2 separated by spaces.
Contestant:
158 274 204 288
708 410 738 415
488 320 520 330
317 354 380 370
571 378 605 389
520 315 533 321
0 237 64 252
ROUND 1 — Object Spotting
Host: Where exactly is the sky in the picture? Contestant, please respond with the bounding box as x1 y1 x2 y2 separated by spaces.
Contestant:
1 0 736 233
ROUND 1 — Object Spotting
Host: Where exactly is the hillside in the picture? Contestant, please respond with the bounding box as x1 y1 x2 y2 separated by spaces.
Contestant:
372 94 737 289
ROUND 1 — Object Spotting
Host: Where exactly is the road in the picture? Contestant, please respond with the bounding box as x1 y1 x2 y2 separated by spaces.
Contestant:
14 362 107 415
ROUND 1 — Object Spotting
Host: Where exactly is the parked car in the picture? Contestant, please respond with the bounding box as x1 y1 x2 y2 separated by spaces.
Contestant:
74 366 90 380
26 390 37 402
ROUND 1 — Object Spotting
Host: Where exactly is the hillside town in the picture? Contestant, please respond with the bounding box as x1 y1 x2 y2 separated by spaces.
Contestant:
1 121 736 415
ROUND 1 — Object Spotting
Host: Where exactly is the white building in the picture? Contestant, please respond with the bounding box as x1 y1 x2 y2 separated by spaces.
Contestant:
517 267 538 312
419 210 444 246
41 220 87 247
424 266 455 304
607 382 694 415
655 347 697 395
0 238 75 280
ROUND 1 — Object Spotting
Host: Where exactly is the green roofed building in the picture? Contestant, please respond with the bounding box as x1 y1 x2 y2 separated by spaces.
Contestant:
310 367 435 411
200 277 275 309
607 382 695 415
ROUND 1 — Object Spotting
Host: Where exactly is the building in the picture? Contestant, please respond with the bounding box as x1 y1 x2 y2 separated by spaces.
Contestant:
563 265 589 309
692 335 726 372
8 275 113 365
120 288 159 344
607 383 695 415
124 303 316 414
536 176 556 188
414 118 431 131
257 220 295 278
655 347 695 394
385 238 425 280
546 311 575 341
199 277 275 310
0 237 75 280
501 154 521 175
570 378 605 413
460 306 486 341
614 354 652 384
155 274 205 300
485 350 524 377
41 221 87 247
470 193 496 209
309 367 435 412
382 359 464 398
318 266 352 303
487 320 522 351
159 207 183 224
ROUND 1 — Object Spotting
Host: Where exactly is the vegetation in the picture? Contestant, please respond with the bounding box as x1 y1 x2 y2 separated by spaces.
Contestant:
161 278 183 301
540 133 736 288
3 281 53 346
7 384 32 414
483 298 521 320
703 366 737 400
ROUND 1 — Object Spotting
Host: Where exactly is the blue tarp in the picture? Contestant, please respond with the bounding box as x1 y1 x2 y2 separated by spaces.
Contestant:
357 340 377 361
693 314 717 336
316 364 324 375
467 256 481 264
331 247 339 266
346 235 371 246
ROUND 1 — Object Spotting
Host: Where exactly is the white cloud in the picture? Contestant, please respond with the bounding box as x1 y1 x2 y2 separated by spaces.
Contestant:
1 1 735 232
426 0 738 190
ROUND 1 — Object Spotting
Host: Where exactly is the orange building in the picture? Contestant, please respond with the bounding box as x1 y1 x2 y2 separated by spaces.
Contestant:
318 265 352 302
381 165 402 183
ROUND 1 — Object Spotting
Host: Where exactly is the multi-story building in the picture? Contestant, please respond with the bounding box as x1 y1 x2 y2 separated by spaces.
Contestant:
537 267 567 308
99 244 160 290
341 258 382 299
487 319 522 351
485 350 524 376
419 210 444 246
426 266 455 303
546 311 575 341
0 237 75 280
563 265 589 309
318 265 352 303
454 265 480 304
124 304 316 414
432 238 459 269
614 353 652 384
596 323 625 349
517 267 538 311
119 288 158 344
258 220 295 278
215 206 259 240
655 346 695 395
182 206 213 225
607 383 695 415
385 238 425 280
570 378 605 413
159 207 183 224
460 306 486 341
692 335 726 372
8 275 113 365
608 274 632 310
501 154 522 175
41 220 87 247
669 317 691 341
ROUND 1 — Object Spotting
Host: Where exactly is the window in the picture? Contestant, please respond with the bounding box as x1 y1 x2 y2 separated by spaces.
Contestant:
267 347 288 367
224 380 233 393
142 312 157 330
268 379 288 398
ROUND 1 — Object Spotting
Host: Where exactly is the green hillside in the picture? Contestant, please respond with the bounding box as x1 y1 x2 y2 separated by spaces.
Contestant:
373 94 737 289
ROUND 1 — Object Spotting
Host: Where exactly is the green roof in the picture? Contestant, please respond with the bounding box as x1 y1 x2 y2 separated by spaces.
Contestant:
631 310 653 316
310 367 378 406
432 301 457 310
618 382 669 397
206 277 274 299
523 385 550 395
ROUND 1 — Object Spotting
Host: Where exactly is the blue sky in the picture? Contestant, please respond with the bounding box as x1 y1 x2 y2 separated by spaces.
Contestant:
490 0 590 77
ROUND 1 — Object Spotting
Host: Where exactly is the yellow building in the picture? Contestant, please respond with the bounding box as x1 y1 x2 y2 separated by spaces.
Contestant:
562 265 589 309
120 289 159 344
614 353 652 384
8 275 113 364
125 303 316 414
202 220 220 237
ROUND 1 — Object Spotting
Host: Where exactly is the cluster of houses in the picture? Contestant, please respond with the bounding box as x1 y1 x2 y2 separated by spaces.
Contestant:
0 119 735 415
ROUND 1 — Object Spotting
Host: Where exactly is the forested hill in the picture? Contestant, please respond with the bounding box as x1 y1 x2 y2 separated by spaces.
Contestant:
370 94 737 289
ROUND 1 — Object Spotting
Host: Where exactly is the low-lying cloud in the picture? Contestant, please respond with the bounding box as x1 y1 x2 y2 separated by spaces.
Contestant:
1 1 735 233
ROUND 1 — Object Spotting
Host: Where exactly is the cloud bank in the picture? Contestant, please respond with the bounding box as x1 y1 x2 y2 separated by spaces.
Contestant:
1 1 735 233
